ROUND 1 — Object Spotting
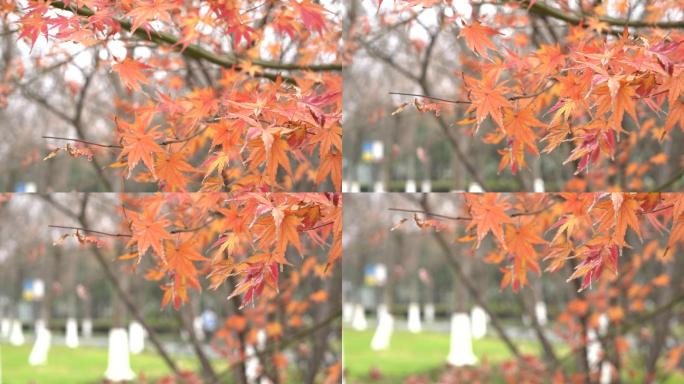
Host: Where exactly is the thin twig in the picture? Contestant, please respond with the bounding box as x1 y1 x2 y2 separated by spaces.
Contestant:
48 225 132 237
42 136 123 149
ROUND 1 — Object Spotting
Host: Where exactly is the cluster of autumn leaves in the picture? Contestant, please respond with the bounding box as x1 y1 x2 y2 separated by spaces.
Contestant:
395 193 684 293
8 0 344 315
395 4 684 182
19 0 341 192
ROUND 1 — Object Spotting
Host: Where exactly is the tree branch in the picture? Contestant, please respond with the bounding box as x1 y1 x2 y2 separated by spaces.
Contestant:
522 0 684 29
49 1 341 83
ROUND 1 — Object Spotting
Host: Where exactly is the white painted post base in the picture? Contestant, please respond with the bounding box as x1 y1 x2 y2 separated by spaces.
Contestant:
407 302 422 333
421 180 432 193
468 183 484 193
9 319 24 346
351 304 367 331
82 318 93 338
342 302 354 323
597 313 610 383
424 303 435 323
256 329 266 350
370 305 393 351
373 181 385 193
128 321 145 354
600 362 612 384
0 318 10 339
342 180 350 193
533 178 545 193
244 345 262 384
193 316 205 341
535 301 548 326
28 321 51 366
470 306 487 339
587 329 601 370
65 318 79 348
446 313 478 366
405 179 417 193
350 182 360 193
104 328 135 382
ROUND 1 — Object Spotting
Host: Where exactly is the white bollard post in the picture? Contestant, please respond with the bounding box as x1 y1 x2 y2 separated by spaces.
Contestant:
468 183 484 193
370 305 393 351
446 313 478 366
65 318 79 348
193 316 205 341
82 318 93 338
420 180 432 193
405 180 417 193
128 321 145 354
587 329 601 370
597 313 611 384
342 302 354 323
28 321 51 366
244 344 260 383
0 318 10 339
342 180 350 193
9 319 24 346
256 329 266 350
535 301 548 326
351 304 367 331
424 303 435 323
470 306 488 339
407 302 422 333
104 328 135 382
600 362 612 384
350 182 361 193
373 181 385 193
533 178 545 193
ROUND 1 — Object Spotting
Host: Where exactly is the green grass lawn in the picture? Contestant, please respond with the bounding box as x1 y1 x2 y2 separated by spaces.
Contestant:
0 342 202 384
344 328 684 383
343 328 543 382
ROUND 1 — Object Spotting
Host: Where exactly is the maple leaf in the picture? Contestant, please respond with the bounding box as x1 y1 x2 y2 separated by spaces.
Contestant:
664 99 684 137
595 79 638 135
248 128 293 185
466 194 513 247
127 206 172 262
294 0 327 33
229 255 280 308
227 23 255 48
254 210 304 259
567 238 618 291
17 9 49 50
164 240 206 287
465 76 511 130
317 152 342 190
125 0 175 34
458 19 501 59
112 58 151 92
503 107 544 155
595 194 642 248
117 115 165 179
155 151 195 191
504 222 545 290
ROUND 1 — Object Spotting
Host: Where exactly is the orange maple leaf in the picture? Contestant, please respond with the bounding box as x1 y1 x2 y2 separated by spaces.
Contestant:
465 75 511 130
458 19 501 59
155 151 195 191
466 194 513 247
117 115 165 179
128 206 172 262
112 58 151 92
